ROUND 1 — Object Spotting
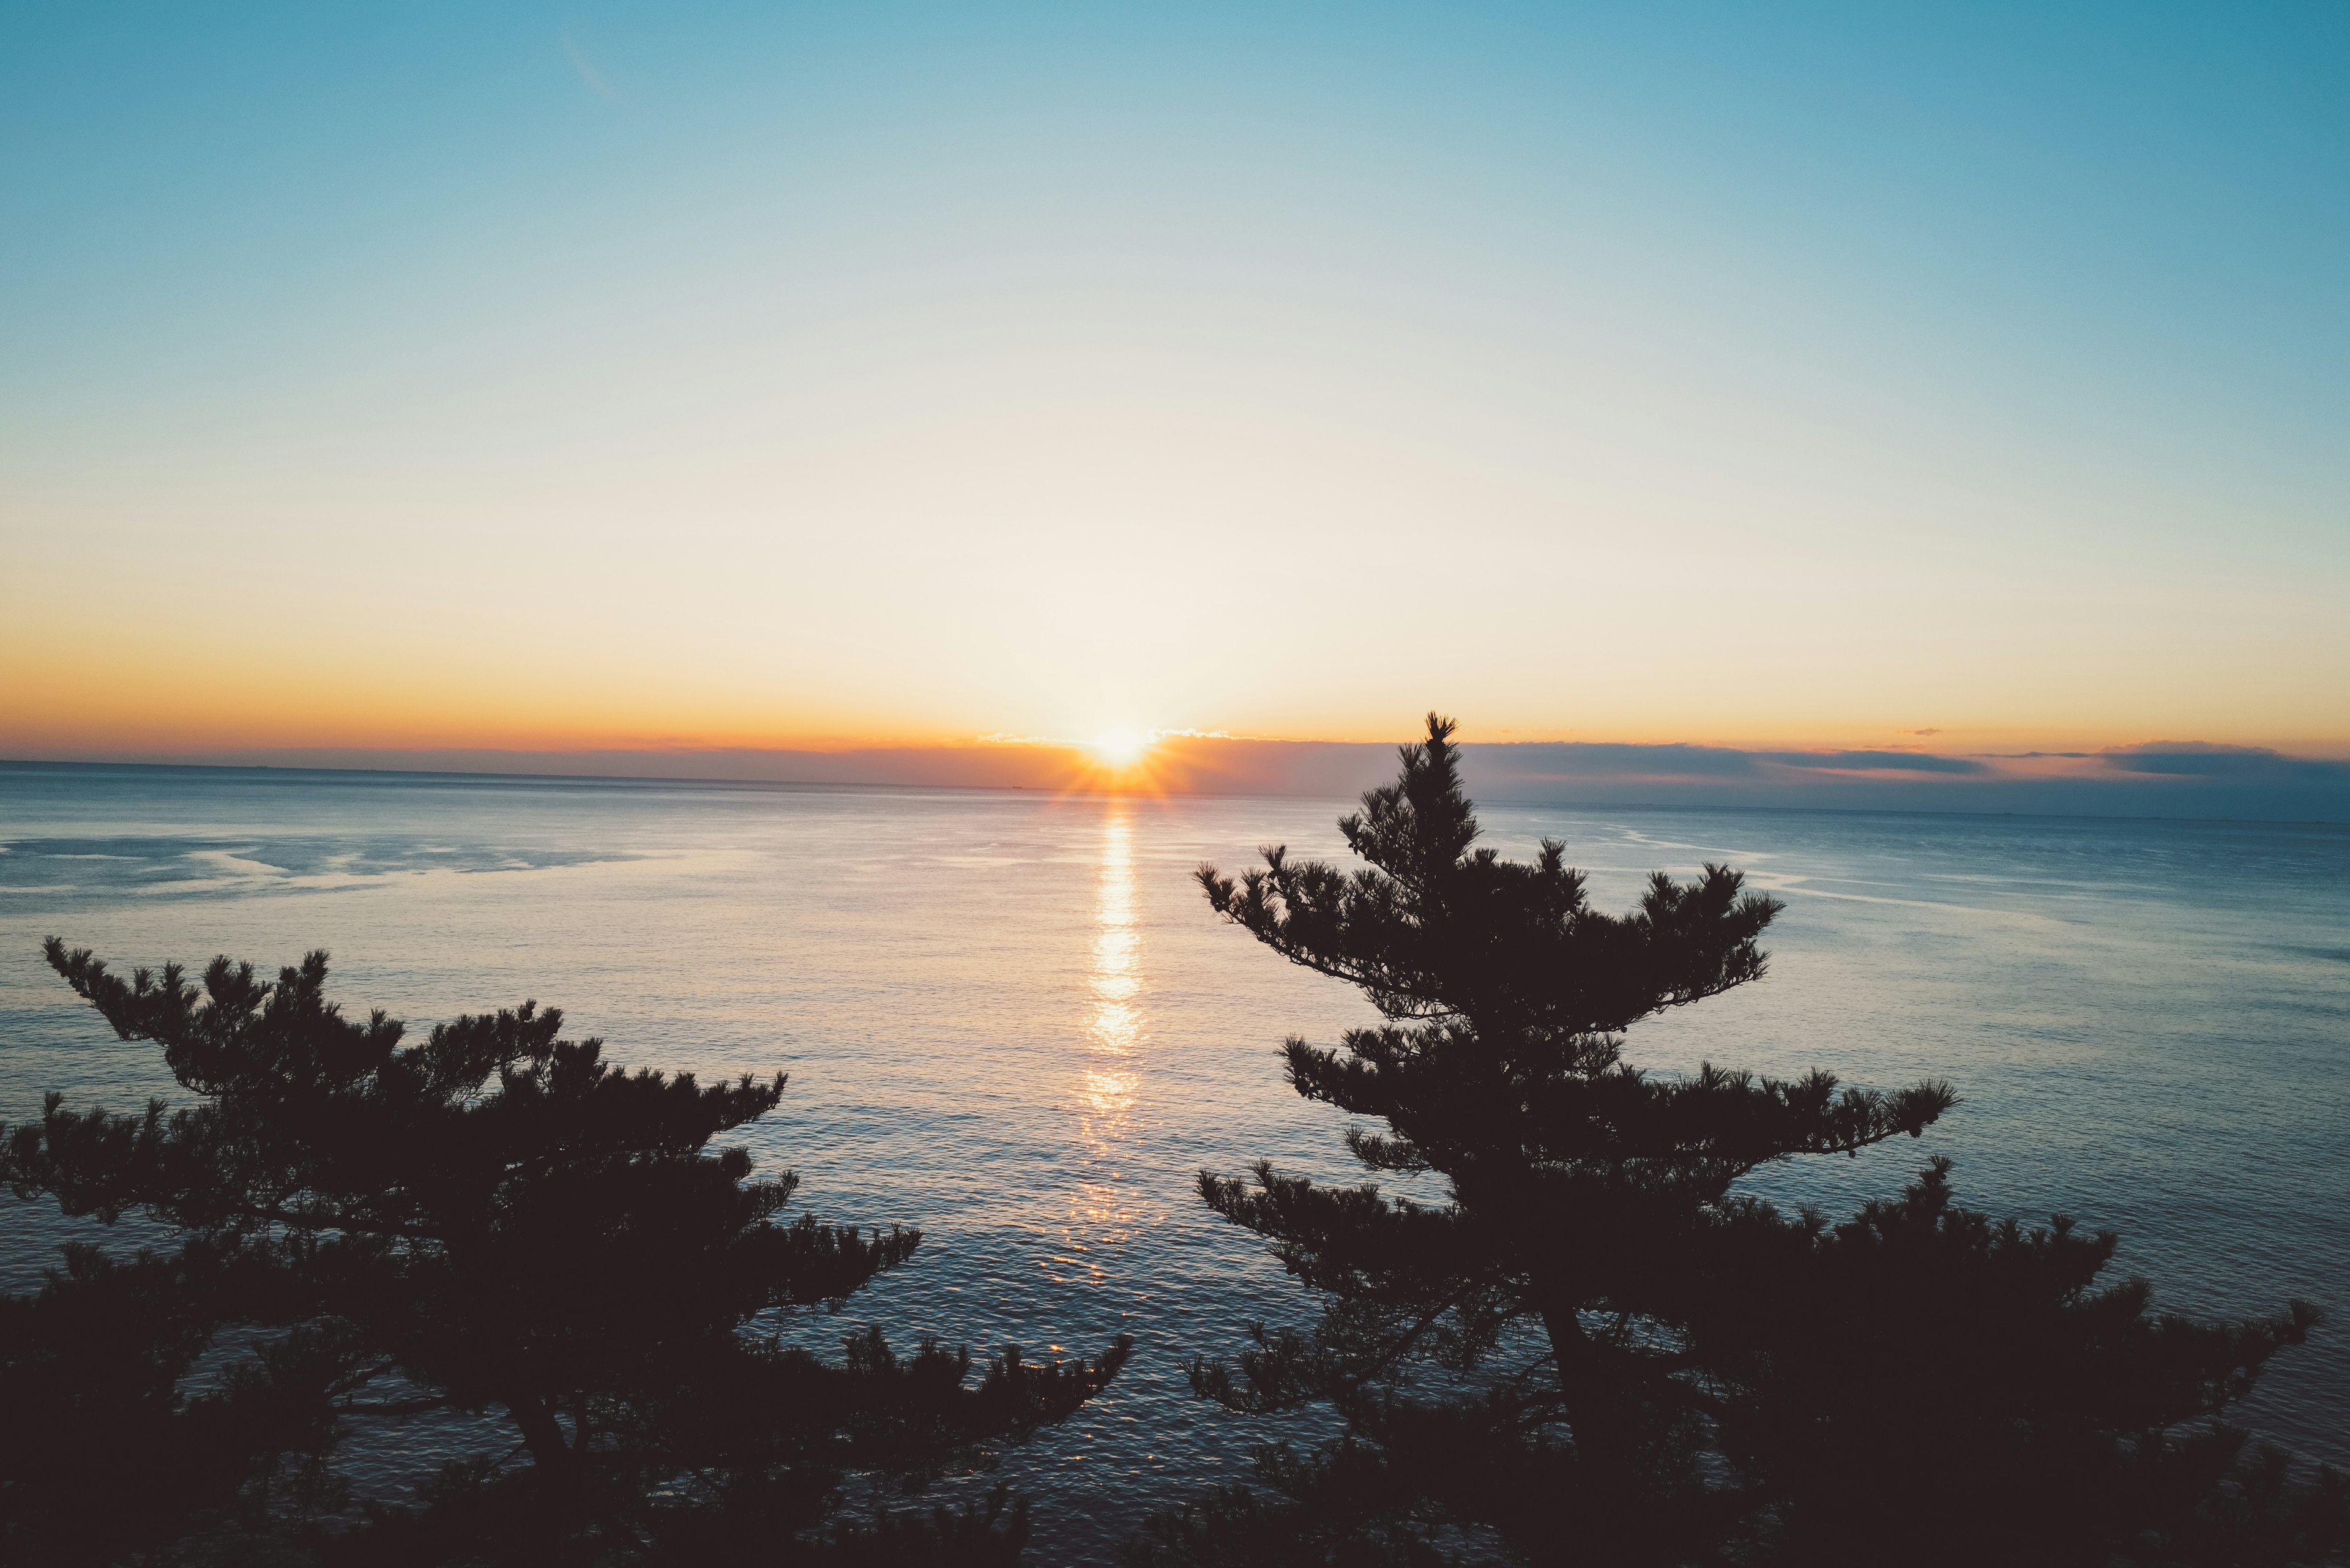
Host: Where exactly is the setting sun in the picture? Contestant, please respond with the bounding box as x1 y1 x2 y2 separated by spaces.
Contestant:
1092 728 1150 769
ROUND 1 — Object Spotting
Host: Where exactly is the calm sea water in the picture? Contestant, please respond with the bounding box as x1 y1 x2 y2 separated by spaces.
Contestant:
2 763 2345 1559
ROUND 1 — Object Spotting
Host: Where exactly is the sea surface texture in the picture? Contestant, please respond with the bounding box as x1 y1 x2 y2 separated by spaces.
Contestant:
2 763 2345 1560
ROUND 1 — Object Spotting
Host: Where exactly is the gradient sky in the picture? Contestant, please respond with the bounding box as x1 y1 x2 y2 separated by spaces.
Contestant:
4 3 2346 760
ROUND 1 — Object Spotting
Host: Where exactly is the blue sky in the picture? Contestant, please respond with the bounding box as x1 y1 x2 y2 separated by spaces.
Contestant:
4 3 2345 758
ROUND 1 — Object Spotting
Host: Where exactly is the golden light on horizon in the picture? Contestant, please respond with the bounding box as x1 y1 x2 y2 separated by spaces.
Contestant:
1091 728 1151 770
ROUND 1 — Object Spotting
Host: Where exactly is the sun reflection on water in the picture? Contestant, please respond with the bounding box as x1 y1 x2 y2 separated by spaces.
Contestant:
1056 805 1144 1285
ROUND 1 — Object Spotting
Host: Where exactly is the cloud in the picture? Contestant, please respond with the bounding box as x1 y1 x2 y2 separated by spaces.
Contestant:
1753 750 1988 775
1482 742 1764 780
2098 743 2350 783
562 30 614 99
1449 741 2346 820
1442 744 1990 783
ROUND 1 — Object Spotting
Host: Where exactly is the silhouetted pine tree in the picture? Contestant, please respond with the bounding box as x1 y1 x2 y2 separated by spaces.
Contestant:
3 941 1129 1566
1690 1157 2340 1566
1133 714 2340 1567
0 1233 352 1565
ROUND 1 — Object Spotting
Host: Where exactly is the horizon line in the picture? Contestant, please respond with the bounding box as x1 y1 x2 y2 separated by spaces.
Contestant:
7 750 2348 831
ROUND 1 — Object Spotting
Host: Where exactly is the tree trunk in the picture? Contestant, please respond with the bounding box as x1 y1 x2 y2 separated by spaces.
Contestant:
1540 1301 1658 1559
506 1389 570 1468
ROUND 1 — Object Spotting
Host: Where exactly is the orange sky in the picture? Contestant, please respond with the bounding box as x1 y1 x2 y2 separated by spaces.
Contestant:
6 10 2346 766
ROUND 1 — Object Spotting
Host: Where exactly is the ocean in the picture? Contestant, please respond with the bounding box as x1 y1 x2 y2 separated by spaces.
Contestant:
2 761 2344 1561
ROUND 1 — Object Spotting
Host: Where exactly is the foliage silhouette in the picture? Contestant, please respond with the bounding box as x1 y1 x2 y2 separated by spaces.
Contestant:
1133 714 2341 1567
2 941 1130 1566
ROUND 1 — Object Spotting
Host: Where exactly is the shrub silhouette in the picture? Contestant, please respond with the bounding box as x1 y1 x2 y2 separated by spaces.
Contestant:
2 941 1128 1565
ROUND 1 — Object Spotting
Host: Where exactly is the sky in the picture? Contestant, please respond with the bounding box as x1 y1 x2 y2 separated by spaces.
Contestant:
3 2 2346 771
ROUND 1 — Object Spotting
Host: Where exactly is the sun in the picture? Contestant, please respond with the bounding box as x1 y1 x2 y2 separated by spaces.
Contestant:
1092 728 1151 769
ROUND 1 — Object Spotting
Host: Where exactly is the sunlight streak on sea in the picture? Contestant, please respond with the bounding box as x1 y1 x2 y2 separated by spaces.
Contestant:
2 764 2344 1561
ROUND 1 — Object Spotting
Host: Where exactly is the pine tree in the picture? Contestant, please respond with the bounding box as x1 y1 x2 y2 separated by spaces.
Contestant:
1140 714 2339 1566
0 1233 352 1566
1688 1156 2339 1566
3 941 1129 1566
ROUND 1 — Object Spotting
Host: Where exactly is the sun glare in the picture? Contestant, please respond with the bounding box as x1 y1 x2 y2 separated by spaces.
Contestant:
1093 728 1150 769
